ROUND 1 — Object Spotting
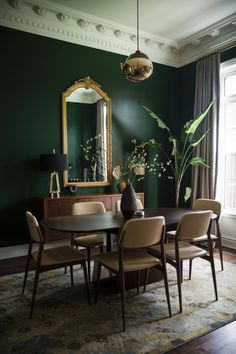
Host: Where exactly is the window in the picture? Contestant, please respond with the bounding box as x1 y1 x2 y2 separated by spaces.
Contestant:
217 59 236 214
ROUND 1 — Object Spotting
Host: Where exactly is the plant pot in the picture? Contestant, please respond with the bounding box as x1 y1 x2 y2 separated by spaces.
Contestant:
120 183 137 219
134 163 145 176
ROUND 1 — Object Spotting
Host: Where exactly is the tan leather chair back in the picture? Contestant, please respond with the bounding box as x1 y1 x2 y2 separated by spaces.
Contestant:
120 216 165 248
72 201 106 215
115 199 143 213
26 211 44 243
176 211 212 241
193 198 221 218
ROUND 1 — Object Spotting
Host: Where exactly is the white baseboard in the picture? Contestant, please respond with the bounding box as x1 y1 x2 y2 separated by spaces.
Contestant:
222 237 236 250
220 215 236 250
0 241 69 260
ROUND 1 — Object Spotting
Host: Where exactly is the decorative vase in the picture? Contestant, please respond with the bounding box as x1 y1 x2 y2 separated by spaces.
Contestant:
118 181 126 193
120 183 137 219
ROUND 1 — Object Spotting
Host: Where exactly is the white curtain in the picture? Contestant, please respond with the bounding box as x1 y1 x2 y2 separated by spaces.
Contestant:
191 53 220 202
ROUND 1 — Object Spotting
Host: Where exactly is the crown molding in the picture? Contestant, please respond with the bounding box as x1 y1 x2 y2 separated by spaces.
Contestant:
0 0 235 68
177 14 236 66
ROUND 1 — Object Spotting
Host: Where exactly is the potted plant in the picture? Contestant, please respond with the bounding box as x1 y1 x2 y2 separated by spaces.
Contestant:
142 101 213 207
80 134 105 182
113 139 169 217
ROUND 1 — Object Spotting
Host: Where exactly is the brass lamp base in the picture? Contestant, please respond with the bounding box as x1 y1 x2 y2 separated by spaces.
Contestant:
49 171 61 198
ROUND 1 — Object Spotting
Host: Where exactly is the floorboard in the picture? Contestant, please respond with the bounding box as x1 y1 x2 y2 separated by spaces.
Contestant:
165 247 236 354
166 320 236 354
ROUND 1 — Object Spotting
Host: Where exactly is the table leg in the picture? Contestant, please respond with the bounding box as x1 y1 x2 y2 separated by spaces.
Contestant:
92 231 118 282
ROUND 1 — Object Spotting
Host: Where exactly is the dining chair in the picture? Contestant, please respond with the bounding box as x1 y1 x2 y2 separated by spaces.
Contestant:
148 211 218 313
115 198 143 212
71 201 106 283
165 199 223 278
94 216 171 331
190 198 223 273
22 211 91 318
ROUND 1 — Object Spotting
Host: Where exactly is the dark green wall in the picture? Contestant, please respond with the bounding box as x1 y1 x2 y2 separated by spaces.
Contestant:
0 25 235 247
221 46 236 63
0 26 178 246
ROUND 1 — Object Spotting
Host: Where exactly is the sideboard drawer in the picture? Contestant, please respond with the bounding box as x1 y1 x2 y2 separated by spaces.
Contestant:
36 192 144 242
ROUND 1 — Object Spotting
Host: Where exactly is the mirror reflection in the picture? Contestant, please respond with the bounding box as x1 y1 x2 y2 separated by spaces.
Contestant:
62 77 112 187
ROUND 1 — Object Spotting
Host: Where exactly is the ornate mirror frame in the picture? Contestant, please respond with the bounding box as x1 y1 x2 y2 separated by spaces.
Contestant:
62 76 112 187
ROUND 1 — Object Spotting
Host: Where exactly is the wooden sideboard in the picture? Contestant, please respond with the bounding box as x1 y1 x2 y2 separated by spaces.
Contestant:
35 192 144 242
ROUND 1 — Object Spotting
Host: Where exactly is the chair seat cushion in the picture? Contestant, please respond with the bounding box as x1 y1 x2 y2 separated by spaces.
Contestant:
32 246 86 266
73 234 104 248
95 249 158 272
166 231 217 242
149 241 207 261
190 234 218 242
166 230 176 239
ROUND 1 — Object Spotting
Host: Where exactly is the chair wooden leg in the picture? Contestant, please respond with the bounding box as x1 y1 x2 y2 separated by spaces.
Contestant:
218 242 224 271
143 268 149 293
82 261 91 305
70 265 74 287
64 266 67 274
136 270 140 295
208 241 218 301
95 262 102 304
87 248 91 283
161 256 172 317
22 243 32 295
180 260 183 283
176 260 182 313
30 269 40 319
210 258 218 301
217 228 224 271
22 255 31 295
189 259 192 280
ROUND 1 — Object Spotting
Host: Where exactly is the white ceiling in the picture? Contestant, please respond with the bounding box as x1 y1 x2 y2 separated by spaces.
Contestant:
48 0 236 42
1 0 236 67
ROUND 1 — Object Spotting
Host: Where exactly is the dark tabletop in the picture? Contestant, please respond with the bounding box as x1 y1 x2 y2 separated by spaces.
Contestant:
41 208 197 233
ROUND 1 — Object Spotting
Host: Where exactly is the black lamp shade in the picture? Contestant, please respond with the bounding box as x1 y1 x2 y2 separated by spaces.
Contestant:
40 153 68 172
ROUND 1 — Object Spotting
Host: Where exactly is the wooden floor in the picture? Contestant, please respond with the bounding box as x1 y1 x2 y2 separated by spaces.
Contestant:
166 247 236 354
0 247 235 353
167 320 236 354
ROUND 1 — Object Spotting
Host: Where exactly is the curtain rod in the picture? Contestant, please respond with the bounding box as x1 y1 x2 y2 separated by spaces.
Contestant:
200 41 236 60
220 41 236 54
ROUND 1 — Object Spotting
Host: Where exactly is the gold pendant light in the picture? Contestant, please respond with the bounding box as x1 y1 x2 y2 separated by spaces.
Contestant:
121 0 153 82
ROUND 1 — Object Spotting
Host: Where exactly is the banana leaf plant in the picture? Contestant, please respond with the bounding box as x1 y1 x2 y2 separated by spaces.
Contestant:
142 101 213 207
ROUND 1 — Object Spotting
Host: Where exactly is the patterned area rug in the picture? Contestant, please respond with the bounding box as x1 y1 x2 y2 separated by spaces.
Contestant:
0 258 236 354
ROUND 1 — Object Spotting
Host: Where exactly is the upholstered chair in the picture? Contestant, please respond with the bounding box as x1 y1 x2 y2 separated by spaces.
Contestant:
148 211 218 313
71 201 106 283
115 198 143 213
190 198 223 272
166 199 223 278
94 216 171 331
22 211 91 318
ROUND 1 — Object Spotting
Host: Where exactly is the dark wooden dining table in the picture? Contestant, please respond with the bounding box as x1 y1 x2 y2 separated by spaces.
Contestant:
41 208 196 236
41 208 199 252
41 207 201 288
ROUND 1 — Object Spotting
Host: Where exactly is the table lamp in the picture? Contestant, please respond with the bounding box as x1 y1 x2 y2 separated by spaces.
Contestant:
40 149 67 198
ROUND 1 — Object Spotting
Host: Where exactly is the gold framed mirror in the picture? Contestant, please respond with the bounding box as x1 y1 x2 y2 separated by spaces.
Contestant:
62 76 112 187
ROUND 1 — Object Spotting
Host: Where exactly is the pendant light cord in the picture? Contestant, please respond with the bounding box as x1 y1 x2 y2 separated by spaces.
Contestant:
137 0 139 51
